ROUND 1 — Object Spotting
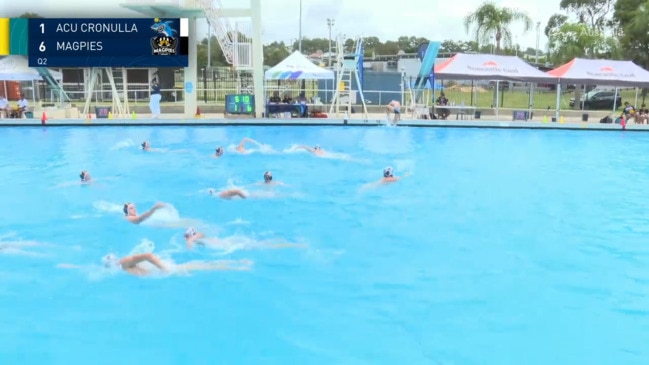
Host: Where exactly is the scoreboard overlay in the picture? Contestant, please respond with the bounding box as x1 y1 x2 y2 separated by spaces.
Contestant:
1 18 189 68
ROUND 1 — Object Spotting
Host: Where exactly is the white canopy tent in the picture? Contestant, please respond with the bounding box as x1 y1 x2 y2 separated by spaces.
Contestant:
265 51 334 80
0 56 63 102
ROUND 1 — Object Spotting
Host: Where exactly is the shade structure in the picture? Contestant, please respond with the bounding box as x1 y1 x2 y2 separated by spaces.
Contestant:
0 56 63 81
265 51 334 80
434 53 556 83
547 58 649 87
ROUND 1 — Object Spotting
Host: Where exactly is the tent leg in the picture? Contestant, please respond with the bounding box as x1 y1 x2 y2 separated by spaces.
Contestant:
555 84 561 122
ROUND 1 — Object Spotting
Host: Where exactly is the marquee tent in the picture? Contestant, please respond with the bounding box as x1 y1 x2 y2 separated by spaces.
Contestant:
434 53 556 83
547 58 649 87
0 56 62 81
265 51 334 80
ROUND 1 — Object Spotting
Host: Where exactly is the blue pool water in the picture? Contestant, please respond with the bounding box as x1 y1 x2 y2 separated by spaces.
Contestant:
1 125 649 364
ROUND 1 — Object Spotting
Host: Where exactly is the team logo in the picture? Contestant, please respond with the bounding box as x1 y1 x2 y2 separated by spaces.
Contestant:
150 18 178 56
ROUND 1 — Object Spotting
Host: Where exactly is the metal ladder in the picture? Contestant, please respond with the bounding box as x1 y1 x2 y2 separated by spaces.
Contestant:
82 68 127 118
328 37 368 118
198 0 235 65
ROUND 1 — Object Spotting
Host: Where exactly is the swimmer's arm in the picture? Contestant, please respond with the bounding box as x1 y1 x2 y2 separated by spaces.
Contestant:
132 203 165 224
240 137 260 146
296 145 314 152
121 253 167 272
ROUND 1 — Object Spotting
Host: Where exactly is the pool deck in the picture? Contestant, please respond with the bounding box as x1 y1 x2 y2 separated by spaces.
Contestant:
0 113 643 131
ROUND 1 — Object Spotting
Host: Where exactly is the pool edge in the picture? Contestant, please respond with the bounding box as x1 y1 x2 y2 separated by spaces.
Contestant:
0 118 640 132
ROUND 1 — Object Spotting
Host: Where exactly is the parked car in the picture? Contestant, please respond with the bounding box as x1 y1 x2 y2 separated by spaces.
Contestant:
569 90 622 110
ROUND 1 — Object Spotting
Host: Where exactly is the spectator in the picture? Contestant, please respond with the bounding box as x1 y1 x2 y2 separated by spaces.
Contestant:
0 95 9 118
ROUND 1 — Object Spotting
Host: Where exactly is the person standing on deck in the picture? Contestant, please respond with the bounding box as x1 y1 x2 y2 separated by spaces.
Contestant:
149 80 162 119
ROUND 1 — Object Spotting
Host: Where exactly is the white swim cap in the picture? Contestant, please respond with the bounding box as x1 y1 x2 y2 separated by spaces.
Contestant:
184 227 196 237
102 253 119 268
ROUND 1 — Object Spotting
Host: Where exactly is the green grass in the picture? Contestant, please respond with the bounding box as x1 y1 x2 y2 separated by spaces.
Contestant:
414 88 639 110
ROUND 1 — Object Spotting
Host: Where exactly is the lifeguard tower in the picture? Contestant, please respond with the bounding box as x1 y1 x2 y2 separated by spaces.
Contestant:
329 36 368 119
83 0 264 118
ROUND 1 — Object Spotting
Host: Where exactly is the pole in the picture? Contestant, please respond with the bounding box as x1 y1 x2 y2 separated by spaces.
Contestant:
535 22 540 64
251 0 265 118
327 18 334 67
298 0 303 53
207 20 211 68
515 36 518 57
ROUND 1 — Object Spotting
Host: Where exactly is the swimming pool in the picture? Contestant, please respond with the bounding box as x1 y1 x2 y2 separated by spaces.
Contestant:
1 125 648 364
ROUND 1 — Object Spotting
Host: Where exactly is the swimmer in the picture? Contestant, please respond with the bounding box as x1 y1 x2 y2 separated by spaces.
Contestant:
141 141 150 151
386 100 401 124
59 253 253 276
184 227 306 251
296 145 325 156
380 166 408 183
184 227 206 249
210 188 248 200
79 170 92 183
236 137 262 153
214 146 224 158
123 202 166 224
260 171 286 186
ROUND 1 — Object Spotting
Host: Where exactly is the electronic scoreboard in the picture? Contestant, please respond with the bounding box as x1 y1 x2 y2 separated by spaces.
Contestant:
225 94 255 115
0 17 189 67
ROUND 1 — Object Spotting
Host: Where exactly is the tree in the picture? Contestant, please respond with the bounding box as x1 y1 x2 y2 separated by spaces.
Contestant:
613 0 649 101
547 22 607 63
614 0 649 67
18 12 42 18
559 0 614 31
263 41 291 67
463 2 533 53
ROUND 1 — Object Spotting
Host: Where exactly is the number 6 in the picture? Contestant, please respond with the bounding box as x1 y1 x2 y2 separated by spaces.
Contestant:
39 42 46 52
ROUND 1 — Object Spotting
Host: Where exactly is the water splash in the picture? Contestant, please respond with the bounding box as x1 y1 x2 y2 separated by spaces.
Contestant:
283 144 351 160
227 218 250 225
0 233 49 256
128 238 156 256
226 143 276 154
194 233 307 255
93 200 123 215
110 139 135 150
142 204 202 228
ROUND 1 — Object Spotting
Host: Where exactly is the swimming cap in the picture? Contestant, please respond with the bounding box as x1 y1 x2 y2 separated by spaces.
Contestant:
184 227 196 237
264 171 272 181
102 253 119 268
383 167 393 178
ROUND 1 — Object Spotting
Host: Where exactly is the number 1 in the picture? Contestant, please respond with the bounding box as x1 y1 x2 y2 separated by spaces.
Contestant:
40 23 44 34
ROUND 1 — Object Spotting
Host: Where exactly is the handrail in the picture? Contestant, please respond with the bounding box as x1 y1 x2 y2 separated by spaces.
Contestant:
197 0 234 64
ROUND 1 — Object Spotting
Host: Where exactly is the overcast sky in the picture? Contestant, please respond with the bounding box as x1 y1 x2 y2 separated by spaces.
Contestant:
2 0 564 49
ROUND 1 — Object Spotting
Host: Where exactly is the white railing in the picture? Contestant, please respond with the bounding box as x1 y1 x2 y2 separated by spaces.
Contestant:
198 0 234 64
49 86 643 112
